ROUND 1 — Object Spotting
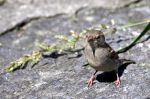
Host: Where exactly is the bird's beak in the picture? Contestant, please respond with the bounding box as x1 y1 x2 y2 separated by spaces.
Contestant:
85 34 93 41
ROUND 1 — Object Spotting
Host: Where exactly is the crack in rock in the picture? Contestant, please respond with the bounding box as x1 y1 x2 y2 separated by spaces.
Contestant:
122 0 143 8
0 13 66 36
0 0 5 5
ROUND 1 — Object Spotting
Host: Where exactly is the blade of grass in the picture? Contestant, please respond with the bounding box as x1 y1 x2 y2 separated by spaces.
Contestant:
121 18 150 28
117 22 150 54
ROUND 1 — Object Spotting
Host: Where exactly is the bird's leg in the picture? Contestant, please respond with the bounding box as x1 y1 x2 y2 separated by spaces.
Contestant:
87 70 97 87
114 70 121 87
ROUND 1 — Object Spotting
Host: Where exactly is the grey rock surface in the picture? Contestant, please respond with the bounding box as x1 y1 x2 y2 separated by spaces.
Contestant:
0 0 150 99
0 0 145 35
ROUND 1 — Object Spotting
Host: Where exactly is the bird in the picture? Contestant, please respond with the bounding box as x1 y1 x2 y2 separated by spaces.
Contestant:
83 29 135 87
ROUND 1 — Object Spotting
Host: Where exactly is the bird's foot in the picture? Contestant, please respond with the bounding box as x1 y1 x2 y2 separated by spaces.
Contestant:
114 79 120 87
87 75 96 87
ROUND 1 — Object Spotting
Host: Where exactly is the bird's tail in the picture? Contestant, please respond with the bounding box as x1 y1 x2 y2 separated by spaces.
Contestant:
120 59 136 65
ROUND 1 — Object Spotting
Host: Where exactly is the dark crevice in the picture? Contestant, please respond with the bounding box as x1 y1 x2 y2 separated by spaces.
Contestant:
122 0 143 8
0 13 67 36
0 17 41 36
0 0 5 6
74 6 89 16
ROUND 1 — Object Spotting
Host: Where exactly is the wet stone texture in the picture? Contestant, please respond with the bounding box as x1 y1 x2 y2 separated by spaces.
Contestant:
0 0 150 99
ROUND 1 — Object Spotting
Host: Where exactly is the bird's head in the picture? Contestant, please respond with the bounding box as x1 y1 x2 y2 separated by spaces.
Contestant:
85 29 106 47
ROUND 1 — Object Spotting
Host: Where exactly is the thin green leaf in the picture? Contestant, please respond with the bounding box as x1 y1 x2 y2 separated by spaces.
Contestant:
117 22 150 54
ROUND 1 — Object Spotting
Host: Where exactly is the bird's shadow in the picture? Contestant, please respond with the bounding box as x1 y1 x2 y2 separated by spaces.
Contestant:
96 62 135 83
42 48 84 59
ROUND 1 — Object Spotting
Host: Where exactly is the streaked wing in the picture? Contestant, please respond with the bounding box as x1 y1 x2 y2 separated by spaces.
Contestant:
106 44 119 59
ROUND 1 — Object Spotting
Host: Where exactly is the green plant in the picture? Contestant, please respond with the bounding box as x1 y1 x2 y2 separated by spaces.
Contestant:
117 22 150 53
4 22 150 72
5 51 41 72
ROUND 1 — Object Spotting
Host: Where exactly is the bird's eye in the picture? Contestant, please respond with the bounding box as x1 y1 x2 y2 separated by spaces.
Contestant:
96 35 100 39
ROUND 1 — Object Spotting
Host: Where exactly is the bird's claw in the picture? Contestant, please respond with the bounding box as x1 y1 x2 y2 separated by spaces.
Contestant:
114 79 121 87
87 76 96 87
87 79 94 87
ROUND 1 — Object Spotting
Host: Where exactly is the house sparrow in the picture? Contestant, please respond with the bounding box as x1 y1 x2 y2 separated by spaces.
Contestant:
84 29 133 87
